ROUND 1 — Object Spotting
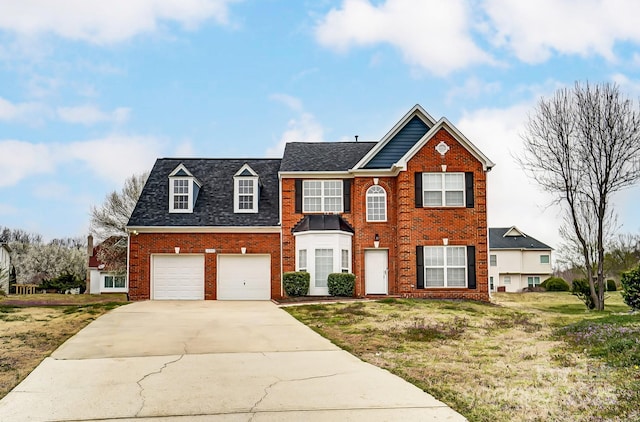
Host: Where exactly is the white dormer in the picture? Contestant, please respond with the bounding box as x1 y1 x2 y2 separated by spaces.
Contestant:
168 164 202 213
504 226 526 237
234 164 259 213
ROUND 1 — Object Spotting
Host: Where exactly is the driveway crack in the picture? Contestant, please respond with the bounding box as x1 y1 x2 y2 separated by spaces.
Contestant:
135 354 184 417
247 372 344 421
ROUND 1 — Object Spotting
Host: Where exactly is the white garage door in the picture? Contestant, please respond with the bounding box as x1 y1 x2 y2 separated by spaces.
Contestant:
152 255 204 300
217 255 271 300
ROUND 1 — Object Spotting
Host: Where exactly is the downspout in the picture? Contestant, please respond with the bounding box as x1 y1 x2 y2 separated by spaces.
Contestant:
278 172 283 299
126 230 131 302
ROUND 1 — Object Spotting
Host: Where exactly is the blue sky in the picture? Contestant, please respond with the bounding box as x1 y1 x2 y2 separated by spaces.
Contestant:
1 0 639 251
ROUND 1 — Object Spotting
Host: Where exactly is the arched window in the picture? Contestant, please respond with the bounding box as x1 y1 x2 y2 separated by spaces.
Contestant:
366 185 387 222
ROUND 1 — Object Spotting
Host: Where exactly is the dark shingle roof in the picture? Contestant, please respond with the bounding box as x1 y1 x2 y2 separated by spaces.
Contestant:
280 142 376 172
489 227 553 250
364 115 430 169
291 215 355 234
128 158 281 227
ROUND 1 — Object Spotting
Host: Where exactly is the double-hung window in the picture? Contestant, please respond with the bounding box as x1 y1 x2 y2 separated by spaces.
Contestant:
171 179 190 211
528 276 541 287
423 173 464 207
366 185 387 221
540 255 550 264
315 249 333 288
303 180 343 213
341 249 350 273
298 249 307 272
234 164 259 213
424 246 467 287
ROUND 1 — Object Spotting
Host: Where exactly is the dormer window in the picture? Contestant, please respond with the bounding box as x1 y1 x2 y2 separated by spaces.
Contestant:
168 164 201 213
234 164 259 213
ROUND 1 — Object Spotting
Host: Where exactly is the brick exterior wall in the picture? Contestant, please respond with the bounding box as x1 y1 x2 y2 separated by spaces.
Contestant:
281 127 489 301
128 232 281 301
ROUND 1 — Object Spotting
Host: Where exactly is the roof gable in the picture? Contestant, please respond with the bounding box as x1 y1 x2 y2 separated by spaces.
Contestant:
356 104 435 170
235 163 258 177
396 118 495 171
363 115 430 169
489 227 553 250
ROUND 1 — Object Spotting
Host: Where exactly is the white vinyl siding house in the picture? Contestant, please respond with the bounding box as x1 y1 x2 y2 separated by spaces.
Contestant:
488 227 553 293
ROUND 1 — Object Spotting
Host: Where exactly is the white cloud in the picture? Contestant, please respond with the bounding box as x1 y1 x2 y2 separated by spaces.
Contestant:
446 76 501 104
484 0 640 63
0 0 240 44
0 96 48 122
315 0 492 76
611 73 640 97
0 135 163 187
57 105 131 125
0 140 55 187
456 103 564 250
266 95 325 157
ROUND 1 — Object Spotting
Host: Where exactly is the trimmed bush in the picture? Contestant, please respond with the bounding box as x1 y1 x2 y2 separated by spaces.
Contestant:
541 276 570 292
620 266 640 311
328 273 355 297
283 271 310 296
607 279 617 292
571 278 596 310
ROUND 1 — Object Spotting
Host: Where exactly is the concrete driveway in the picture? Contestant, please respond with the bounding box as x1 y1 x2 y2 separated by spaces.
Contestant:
0 301 465 421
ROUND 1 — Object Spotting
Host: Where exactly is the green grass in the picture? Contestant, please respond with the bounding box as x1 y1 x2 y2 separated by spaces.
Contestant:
285 292 639 421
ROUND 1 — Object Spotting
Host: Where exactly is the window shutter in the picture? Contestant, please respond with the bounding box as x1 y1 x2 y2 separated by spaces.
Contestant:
467 246 476 289
465 172 474 208
295 180 302 213
343 179 351 213
416 246 424 289
414 172 423 208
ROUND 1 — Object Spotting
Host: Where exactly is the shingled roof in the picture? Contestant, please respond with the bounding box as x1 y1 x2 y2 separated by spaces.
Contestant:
280 142 376 172
489 227 553 250
127 158 281 227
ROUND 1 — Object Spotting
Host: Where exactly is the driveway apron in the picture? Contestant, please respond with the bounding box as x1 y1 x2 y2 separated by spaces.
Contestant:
0 301 465 421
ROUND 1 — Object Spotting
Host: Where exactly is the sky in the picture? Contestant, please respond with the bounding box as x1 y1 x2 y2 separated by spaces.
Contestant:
1 0 639 253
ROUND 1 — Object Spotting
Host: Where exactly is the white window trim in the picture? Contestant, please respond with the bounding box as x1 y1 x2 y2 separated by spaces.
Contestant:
341 249 350 273
489 254 497 266
102 273 127 292
527 276 541 287
423 246 467 288
234 176 259 213
540 254 550 264
302 180 343 213
422 172 465 207
297 249 307 272
169 177 193 213
366 185 387 222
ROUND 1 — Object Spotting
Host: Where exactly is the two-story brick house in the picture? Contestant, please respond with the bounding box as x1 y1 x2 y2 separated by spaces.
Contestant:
126 105 494 301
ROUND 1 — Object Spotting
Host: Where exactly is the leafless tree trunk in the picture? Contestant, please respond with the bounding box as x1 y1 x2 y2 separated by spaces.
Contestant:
520 82 640 310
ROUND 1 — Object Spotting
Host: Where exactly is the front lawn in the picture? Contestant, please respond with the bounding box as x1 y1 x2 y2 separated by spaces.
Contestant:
284 292 639 421
0 294 128 399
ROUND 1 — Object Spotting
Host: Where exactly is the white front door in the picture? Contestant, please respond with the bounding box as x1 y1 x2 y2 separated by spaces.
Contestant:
365 249 388 294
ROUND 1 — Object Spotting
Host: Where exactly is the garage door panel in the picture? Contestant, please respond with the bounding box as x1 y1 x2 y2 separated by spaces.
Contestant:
153 255 204 300
218 255 270 300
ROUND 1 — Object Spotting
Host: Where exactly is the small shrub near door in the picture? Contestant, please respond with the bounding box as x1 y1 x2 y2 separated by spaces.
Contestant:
283 271 310 296
328 273 355 297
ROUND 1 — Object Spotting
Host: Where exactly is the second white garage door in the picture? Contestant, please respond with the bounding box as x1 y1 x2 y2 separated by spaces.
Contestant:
152 255 205 300
217 254 271 300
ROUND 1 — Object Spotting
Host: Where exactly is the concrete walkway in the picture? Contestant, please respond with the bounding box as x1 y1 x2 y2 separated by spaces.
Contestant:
0 301 465 421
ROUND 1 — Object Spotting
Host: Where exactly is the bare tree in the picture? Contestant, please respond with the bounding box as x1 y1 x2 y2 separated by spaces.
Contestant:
520 82 640 310
89 172 148 273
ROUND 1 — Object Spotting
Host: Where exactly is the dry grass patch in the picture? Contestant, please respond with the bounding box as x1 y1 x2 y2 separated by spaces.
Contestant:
0 295 127 399
285 293 638 421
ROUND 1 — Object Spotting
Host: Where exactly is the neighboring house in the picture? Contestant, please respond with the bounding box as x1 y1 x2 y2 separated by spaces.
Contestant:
0 243 11 293
127 105 495 301
488 226 554 292
88 235 128 294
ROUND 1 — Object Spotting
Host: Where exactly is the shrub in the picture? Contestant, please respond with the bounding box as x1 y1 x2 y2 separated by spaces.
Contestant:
607 279 617 292
283 271 309 296
41 273 85 294
571 278 595 310
328 273 355 297
541 276 570 292
621 266 640 311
